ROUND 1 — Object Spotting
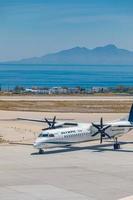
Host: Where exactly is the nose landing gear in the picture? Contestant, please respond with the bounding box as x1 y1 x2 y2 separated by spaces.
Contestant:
39 149 44 154
113 137 120 150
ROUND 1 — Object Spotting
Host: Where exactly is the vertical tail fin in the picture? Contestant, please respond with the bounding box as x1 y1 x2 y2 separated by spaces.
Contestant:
128 104 133 122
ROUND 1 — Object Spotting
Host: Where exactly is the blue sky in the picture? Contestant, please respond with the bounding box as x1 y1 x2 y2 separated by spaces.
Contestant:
0 0 133 61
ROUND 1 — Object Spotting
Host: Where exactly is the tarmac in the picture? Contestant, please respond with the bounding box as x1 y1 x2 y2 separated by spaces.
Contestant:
0 141 133 200
0 95 133 101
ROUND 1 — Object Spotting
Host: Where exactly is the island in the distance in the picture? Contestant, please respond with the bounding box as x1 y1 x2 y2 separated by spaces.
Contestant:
4 44 133 65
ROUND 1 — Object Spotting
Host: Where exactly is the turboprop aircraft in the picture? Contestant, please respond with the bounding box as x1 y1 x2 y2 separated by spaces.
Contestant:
18 104 133 154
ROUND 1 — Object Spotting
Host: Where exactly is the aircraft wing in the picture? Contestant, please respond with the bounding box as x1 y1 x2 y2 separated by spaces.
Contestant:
114 125 133 128
17 118 46 123
17 118 78 127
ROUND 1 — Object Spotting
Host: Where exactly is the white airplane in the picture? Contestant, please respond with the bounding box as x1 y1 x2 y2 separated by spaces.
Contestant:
18 104 133 154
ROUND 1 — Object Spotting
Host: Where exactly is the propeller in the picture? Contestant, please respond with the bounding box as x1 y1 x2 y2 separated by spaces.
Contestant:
42 116 56 130
91 118 111 143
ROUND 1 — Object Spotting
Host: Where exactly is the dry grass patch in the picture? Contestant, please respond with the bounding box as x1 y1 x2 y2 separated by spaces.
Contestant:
0 100 132 113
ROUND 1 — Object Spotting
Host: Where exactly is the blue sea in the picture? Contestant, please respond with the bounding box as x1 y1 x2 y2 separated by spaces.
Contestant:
0 64 133 89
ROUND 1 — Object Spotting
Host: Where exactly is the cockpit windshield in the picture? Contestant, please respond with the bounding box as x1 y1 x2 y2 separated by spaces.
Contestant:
39 133 48 137
39 133 55 137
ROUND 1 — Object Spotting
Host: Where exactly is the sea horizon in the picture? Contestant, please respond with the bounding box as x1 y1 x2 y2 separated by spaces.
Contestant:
0 64 133 89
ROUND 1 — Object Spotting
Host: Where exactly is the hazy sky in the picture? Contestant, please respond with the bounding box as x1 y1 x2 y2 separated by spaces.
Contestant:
0 0 133 61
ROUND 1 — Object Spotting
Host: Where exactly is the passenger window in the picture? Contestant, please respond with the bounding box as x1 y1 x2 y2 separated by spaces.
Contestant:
49 134 54 137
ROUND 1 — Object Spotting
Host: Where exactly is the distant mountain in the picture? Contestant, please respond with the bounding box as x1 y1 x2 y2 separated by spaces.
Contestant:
5 44 133 65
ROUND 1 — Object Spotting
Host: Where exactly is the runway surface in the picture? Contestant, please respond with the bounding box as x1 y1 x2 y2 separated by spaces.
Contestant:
0 110 133 200
0 95 133 101
0 142 133 200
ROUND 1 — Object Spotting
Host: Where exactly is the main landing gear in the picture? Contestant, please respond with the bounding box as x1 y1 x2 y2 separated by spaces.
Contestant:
113 137 120 150
39 149 44 154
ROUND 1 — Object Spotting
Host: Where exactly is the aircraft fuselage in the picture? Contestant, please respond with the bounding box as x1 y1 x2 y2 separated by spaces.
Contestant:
33 121 131 150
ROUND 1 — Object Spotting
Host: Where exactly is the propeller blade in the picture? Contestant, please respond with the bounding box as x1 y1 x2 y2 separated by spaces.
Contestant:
92 118 112 144
92 123 100 130
100 117 103 128
91 131 99 137
102 125 111 132
52 116 56 128
100 133 103 143
43 116 57 130
45 118 52 127
104 132 112 139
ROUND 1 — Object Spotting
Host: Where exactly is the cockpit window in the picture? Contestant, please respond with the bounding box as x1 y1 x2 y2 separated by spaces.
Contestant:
39 133 48 137
39 133 54 137
49 134 55 137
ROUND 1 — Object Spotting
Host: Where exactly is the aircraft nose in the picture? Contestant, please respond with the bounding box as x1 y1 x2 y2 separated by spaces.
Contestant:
33 142 41 149
33 142 38 148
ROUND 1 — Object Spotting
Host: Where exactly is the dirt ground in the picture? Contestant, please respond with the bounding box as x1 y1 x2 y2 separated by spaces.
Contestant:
0 100 132 112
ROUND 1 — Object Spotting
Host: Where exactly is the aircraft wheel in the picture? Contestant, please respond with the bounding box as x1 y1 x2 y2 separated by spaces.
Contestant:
113 143 120 150
113 137 120 150
39 149 44 154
